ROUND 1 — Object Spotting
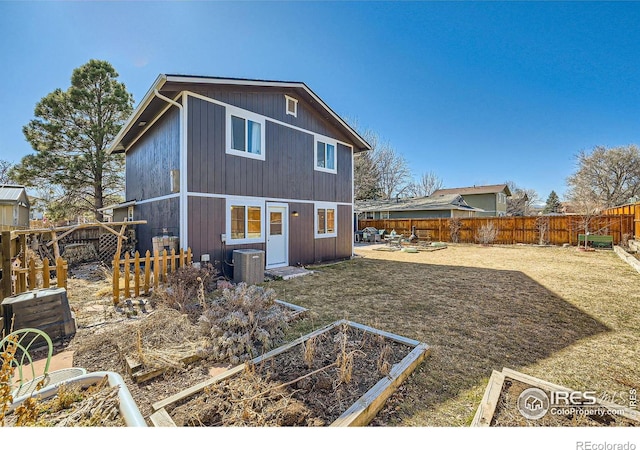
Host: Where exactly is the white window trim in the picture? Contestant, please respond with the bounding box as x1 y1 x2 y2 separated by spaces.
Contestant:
226 197 266 245
284 95 298 117
225 105 266 161
315 202 338 239
314 136 338 174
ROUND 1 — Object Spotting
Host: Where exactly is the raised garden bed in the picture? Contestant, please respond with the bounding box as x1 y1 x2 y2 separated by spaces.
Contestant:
149 319 429 427
5 371 146 427
120 298 308 384
472 368 640 427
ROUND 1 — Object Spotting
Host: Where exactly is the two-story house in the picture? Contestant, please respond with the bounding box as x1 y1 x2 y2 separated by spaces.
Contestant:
431 184 512 217
106 75 370 272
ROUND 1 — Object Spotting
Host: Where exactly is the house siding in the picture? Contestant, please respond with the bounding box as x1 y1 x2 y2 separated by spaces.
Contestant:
183 86 353 144
186 96 352 203
126 107 180 202
187 197 351 275
461 194 499 217
134 197 180 255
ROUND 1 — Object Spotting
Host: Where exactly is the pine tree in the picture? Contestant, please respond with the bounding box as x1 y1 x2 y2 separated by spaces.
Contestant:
10 60 134 221
543 190 561 214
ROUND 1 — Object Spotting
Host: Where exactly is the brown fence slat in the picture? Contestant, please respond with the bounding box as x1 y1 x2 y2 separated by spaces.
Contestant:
111 247 193 304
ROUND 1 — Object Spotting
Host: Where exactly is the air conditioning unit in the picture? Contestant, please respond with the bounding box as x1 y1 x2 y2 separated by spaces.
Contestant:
232 249 265 285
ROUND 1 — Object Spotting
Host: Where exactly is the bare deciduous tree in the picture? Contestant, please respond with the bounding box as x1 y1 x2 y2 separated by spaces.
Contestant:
565 181 605 248
567 145 640 208
375 143 412 200
0 159 14 184
407 171 444 197
347 119 411 200
353 129 382 200
535 216 550 245
506 180 539 216
449 217 462 243
475 222 498 245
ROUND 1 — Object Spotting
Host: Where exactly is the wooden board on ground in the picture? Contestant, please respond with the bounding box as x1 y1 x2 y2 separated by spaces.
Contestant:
471 367 640 426
150 319 430 427
125 353 202 384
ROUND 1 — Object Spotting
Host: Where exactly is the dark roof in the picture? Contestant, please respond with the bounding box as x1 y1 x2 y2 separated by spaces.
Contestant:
431 184 512 197
355 194 483 213
107 74 371 154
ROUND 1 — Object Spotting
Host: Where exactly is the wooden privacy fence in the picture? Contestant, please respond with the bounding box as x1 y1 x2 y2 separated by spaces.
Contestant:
112 248 192 304
604 202 640 240
358 215 634 246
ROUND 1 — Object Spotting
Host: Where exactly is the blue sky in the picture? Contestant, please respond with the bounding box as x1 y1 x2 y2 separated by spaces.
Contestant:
1 1 639 203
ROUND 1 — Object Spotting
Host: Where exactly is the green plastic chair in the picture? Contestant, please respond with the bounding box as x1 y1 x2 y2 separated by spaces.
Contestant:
0 328 85 399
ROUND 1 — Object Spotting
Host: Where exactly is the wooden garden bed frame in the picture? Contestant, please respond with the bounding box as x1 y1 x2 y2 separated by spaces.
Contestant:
471 367 640 426
149 319 430 427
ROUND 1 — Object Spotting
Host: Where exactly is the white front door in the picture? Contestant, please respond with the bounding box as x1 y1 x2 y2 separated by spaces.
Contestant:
266 203 288 268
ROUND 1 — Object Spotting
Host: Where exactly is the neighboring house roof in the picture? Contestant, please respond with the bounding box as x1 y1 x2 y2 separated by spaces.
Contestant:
0 185 29 206
355 194 484 214
107 74 372 155
431 184 512 197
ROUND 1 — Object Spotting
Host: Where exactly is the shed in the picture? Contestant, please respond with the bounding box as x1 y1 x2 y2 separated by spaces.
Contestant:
0 185 30 230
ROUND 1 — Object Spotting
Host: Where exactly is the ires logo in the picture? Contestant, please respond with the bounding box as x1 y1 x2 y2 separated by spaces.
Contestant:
550 391 598 406
518 389 600 420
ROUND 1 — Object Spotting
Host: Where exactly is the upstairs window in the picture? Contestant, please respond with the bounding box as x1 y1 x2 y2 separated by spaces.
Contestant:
226 108 265 161
315 137 337 174
285 95 298 117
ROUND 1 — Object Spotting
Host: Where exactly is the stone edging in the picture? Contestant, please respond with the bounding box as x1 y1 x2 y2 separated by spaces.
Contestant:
613 245 640 274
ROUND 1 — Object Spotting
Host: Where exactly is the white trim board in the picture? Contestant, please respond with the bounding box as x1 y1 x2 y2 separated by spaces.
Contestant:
128 192 353 208
187 191 353 208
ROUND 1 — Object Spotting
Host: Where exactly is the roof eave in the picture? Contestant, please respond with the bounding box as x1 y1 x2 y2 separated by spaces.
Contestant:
163 75 372 152
106 74 168 155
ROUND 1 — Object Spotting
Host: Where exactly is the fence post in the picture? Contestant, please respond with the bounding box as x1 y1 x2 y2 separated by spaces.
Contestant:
1 231 11 299
162 249 168 282
187 248 192 265
42 257 50 288
28 258 36 290
113 258 120 305
134 251 140 298
153 250 160 289
179 248 185 269
124 252 130 299
144 250 151 295
56 257 66 289
170 248 176 273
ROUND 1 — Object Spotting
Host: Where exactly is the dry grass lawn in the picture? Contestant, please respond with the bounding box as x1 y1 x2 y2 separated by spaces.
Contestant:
267 243 640 426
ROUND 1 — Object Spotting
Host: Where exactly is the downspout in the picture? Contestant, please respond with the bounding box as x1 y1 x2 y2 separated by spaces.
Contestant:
153 89 188 251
